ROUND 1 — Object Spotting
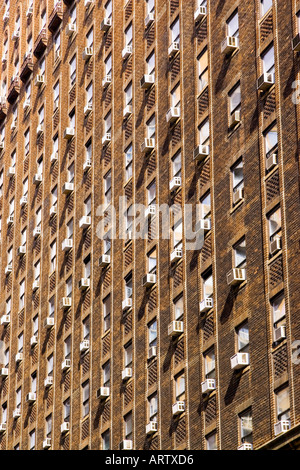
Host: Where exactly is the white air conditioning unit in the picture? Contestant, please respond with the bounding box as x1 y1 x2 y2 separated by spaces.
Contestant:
227 268 246 286
43 438 51 449
96 387 110 400
26 6 33 18
145 13 154 28
43 317 54 329
102 133 111 145
0 368 8 377
84 103 93 116
1 54 7 64
142 273 156 288
99 254 110 267
3 10 9 21
33 226 41 238
0 95 6 106
79 216 91 229
233 187 244 205
123 105 133 118
168 321 184 337
141 138 155 153
36 125 44 138
102 75 112 88
122 368 132 381
100 17 112 32
270 236 281 256
266 153 278 171
122 45 132 60
79 278 90 290
15 353 23 363
10 121 17 131
148 346 157 360
120 440 133 450
80 340 89 352
30 335 38 347
60 297 72 310
292 33 300 51
54 50 60 62
193 145 209 161
82 47 93 61
229 110 241 128
274 325 286 343
34 75 44 87
7 166 15 177
33 173 43 187
122 298 132 312
170 248 182 263
5 263 12 275
145 205 156 218
194 6 207 22
32 280 40 291
50 205 57 217
63 127 75 140
12 31 20 42
66 23 76 36
257 73 275 91
230 352 250 370
62 238 73 252
146 421 158 435
61 359 71 371
83 159 92 171
274 420 290 436
201 378 216 395
197 218 211 232
221 36 239 54
166 107 181 123
199 297 213 313
23 99 31 111
0 140 4 150
62 182 74 194
61 422 70 434
17 245 26 256
7 215 14 226
26 392 36 403
238 443 253 450
169 176 181 192
44 376 53 388
172 401 185 416
0 423 6 432
13 408 21 419
140 74 155 89
168 41 180 57
50 151 58 163
85 0 93 8
0 315 10 326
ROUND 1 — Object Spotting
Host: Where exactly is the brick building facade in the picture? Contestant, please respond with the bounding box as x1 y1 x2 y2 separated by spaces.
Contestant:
0 0 299 450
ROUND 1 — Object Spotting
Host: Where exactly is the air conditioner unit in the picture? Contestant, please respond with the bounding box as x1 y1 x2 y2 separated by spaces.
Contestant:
62 238 73 251
0 423 6 432
43 438 51 449
35 75 45 87
169 176 181 192
33 226 41 238
122 45 132 60
23 99 31 111
266 153 278 171
100 17 112 32
194 6 207 22
83 159 92 171
11 120 17 131
1 54 7 63
26 6 33 18
233 187 244 205
148 346 157 360
0 315 10 326
61 422 70 434
50 205 57 217
50 151 58 163
7 166 15 177
221 36 239 54
201 378 216 395
274 325 286 343
193 145 209 161
146 421 158 435
0 140 4 150
80 340 89 352
62 182 74 194
292 33 300 51
79 278 90 290
5 263 12 275
0 95 6 106
199 297 213 313
123 105 133 118
53 98 59 111
44 376 53 388
84 103 93 116
238 443 253 450
96 387 110 400
141 138 155 153
230 352 250 370
63 127 75 140
168 321 184 337
36 125 44 138
0 368 8 377
84 0 93 8
166 107 181 123
18 245 26 256
60 297 72 310
197 218 211 232
102 133 111 145
13 408 21 419
257 73 275 91
168 42 180 57
66 23 76 36
227 268 246 286
3 10 9 21
61 359 71 371
122 298 132 312
33 173 43 185
43 317 54 329
145 205 156 218
172 401 185 416
54 50 60 62
30 335 38 347
79 216 91 229
171 248 182 263
32 280 39 291
82 47 93 61
142 273 156 288
102 75 112 88
140 74 155 89
145 13 154 28
229 110 241 128
15 353 23 363
122 368 132 381
270 236 281 256
26 392 36 403
119 440 133 450
99 254 110 267
274 420 290 436
7 215 14 225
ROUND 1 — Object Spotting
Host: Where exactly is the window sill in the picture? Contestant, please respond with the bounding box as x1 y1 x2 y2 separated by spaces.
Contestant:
230 198 244 215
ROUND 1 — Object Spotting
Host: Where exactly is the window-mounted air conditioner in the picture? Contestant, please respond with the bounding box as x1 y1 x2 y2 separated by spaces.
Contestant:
26 6 33 18
102 133 111 146
83 159 92 171
61 422 70 434
148 346 157 360
270 236 281 256
61 359 71 371
257 73 275 91
122 368 132 381
221 36 239 55
122 45 132 60
18 245 26 256
80 340 89 352
7 215 14 226
15 353 23 363
145 205 156 218
145 13 154 28
170 248 182 263
62 238 73 252
66 23 76 37
5 263 12 275
36 125 44 137
233 187 244 205
141 138 155 153
32 280 39 291
266 153 278 171
119 440 133 450
84 103 93 116
0 368 8 377
146 421 158 435
123 105 133 119
0 315 10 326
63 127 75 140
50 205 57 217
43 317 54 329
230 352 250 370
23 99 31 111
33 226 41 238
169 176 181 192
0 423 7 432
274 420 290 436
99 254 110 267
122 298 132 312
34 75 44 87
30 335 38 347
142 273 156 288
274 325 286 343
168 321 184 337
102 75 112 88
168 41 180 57
193 145 209 162
7 166 15 177
140 74 155 89
26 392 36 403
60 297 72 310
197 218 211 232
62 182 74 194
84 0 93 8
194 6 207 22
238 443 253 450
166 106 180 123
201 378 216 395
100 17 112 32
96 387 110 400
172 401 185 416
227 268 246 286
78 278 90 290
33 173 42 185
82 47 93 61
79 216 91 229
43 438 51 449
229 110 241 128
44 376 53 388
199 297 213 313
13 408 21 419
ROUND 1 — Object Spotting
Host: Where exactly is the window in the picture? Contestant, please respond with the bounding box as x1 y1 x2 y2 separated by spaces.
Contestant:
105 53 112 77
171 84 180 109
125 144 133 181
53 134 59 155
54 31 60 57
63 398 70 423
47 354 53 377
1 403 7 424
83 316 90 340
86 140 92 161
37 156 43 175
21 227 27 246
147 180 156 206
86 27 93 48
231 159 244 197
49 297 55 317
147 248 157 274
24 129 30 155
171 17 180 44
275 386 290 422
86 82 93 106
197 48 208 93
67 162 74 184
50 240 56 272
105 0 112 18
39 56 45 76
31 372 37 393
271 292 286 329
85 195 91 216
25 82 31 102
236 322 249 353
70 55 76 86
199 118 209 145
206 432 217 450
172 219 182 250
264 123 278 157
51 186 57 207
229 83 241 116
53 81 59 109
148 393 158 422
175 372 185 401
41 9 46 29
46 415 52 438
261 44 275 74
70 4 76 25
19 279 25 310
172 151 181 178
103 361 110 387
125 275 133 299
227 10 239 38
34 261 40 281
239 409 253 444
18 333 23 353
29 430 35 450
104 171 111 207
4 349 9 368
36 207 42 228
202 271 213 299
260 0 272 18
147 115 155 139
69 109 75 129
16 388 21 409
125 82 132 106
125 205 134 233
125 23 132 47
200 192 211 219
204 348 215 379
33 315 38 336
124 412 132 440
146 51 155 76
268 206 281 243
82 381 89 417
84 256 91 279
174 295 184 321
146 0 155 14
102 430 110 450
11 149 16 168
64 336 71 359
66 276 72 298
103 295 111 332
27 34 32 54
234 238 246 268
67 219 73 239
124 342 132 368
104 111 111 133
148 319 157 347
0 170 3 197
